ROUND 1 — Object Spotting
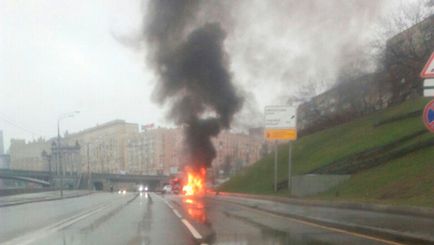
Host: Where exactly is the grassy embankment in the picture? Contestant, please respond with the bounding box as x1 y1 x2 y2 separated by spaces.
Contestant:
220 97 434 207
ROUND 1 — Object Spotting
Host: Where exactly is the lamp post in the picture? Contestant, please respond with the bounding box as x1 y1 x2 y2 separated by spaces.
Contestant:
87 143 91 192
57 111 79 198
41 150 52 185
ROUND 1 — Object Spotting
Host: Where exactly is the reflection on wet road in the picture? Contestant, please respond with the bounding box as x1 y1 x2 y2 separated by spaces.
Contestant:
0 192 396 245
182 197 207 223
167 195 391 245
1 192 195 245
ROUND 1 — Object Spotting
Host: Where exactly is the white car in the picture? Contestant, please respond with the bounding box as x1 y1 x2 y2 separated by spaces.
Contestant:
162 185 172 193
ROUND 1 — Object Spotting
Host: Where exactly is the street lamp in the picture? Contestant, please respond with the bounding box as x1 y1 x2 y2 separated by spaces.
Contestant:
57 110 79 199
41 150 52 185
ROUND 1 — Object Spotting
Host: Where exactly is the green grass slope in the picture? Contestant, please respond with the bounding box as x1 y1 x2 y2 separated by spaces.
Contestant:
315 146 434 207
220 97 434 206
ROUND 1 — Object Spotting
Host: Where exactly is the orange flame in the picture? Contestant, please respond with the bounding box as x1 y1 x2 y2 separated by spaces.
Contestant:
182 166 206 196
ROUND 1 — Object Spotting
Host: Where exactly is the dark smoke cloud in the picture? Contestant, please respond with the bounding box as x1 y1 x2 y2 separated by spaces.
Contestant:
114 0 412 132
144 0 243 169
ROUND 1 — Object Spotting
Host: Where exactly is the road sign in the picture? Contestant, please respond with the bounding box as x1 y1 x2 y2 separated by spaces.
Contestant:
264 105 297 196
420 52 434 78
265 128 297 140
424 79 434 97
265 105 296 129
264 105 297 140
423 99 434 132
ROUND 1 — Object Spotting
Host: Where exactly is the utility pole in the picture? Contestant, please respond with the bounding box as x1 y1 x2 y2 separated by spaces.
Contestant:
288 141 292 195
57 119 63 199
48 155 52 184
57 111 79 199
274 141 278 192
87 143 91 192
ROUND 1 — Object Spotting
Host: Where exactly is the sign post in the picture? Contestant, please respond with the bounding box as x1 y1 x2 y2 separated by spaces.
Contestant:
265 105 297 195
287 140 293 193
274 141 278 192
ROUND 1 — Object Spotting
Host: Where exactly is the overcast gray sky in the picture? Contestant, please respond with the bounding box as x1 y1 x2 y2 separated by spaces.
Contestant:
0 0 426 150
0 0 160 149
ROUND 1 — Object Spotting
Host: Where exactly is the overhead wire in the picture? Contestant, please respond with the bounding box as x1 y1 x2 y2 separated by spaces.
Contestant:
0 112 48 137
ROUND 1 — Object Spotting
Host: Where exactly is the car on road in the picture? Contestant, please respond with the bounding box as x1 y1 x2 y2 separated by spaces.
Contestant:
137 185 148 193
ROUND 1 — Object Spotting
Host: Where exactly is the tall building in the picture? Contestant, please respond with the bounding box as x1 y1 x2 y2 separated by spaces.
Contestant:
6 120 267 176
8 120 138 174
127 127 184 175
212 129 267 177
64 120 139 174
126 126 267 177
0 130 9 169
0 130 4 154
9 138 51 171
0 154 10 169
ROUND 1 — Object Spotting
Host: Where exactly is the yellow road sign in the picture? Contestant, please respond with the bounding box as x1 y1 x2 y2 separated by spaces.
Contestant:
265 128 297 140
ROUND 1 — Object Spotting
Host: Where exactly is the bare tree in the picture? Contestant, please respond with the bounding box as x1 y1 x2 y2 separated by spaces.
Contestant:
335 44 376 84
287 79 328 105
371 0 433 70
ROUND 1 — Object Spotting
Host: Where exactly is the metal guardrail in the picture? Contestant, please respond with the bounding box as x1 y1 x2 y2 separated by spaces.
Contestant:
0 175 50 186
0 169 169 183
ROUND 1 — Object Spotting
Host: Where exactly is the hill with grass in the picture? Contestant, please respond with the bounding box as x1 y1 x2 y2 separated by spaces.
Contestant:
219 97 434 207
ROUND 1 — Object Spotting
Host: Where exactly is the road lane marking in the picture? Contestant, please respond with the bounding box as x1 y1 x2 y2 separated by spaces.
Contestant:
2 194 137 245
154 193 205 241
167 202 174 209
172 208 182 218
2 203 111 245
181 219 203 239
215 199 403 245
50 205 109 230
153 193 175 208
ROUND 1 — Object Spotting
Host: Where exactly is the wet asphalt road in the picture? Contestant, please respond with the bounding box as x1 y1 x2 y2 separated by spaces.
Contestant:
0 192 399 245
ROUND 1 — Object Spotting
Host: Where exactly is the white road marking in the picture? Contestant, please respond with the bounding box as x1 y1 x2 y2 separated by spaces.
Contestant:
153 193 174 208
181 219 203 240
172 208 182 218
3 202 111 245
155 194 204 241
217 199 403 245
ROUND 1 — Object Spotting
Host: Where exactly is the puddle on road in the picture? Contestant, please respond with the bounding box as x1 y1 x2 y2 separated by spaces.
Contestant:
127 193 153 245
211 213 331 245
207 200 332 245
210 225 289 245
182 196 208 223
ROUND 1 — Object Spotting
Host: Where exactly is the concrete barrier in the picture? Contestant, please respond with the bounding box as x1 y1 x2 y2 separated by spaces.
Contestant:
292 174 350 197
0 188 54 196
215 191 434 219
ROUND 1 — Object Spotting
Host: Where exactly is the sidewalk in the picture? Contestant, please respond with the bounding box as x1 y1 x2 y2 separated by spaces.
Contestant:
210 192 434 244
0 190 92 207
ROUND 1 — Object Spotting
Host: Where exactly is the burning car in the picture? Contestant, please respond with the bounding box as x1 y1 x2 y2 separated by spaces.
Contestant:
182 166 206 196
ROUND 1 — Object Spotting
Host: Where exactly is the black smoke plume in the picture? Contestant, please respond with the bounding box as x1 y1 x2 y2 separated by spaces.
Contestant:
144 0 243 170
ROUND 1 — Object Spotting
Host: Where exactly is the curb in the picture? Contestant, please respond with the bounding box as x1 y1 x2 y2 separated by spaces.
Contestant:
215 192 434 219
0 191 94 208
